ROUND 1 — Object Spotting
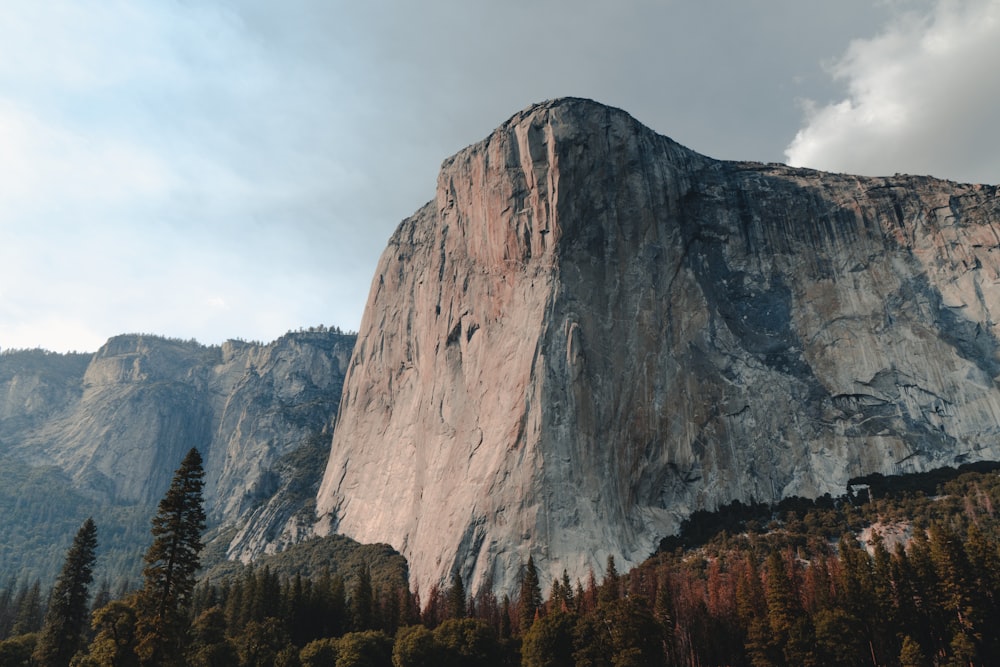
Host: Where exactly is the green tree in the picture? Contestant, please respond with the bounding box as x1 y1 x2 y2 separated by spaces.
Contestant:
928 523 978 642
335 630 392 667
870 533 901 661
300 638 338 667
573 598 663 667
518 557 542 634
236 617 291 667
185 606 237 667
351 566 375 631
391 625 439 667
11 580 43 636
0 632 39 665
446 571 466 620
898 634 928 667
34 517 98 667
85 600 140 667
597 556 619 606
948 629 977 667
0 577 15 639
963 523 1000 657
905 527 943 653
498 595 512 641
735 554 773 667
134 448 207 666
521 609 576 667
765 552 815 666
652 573 676 666
813 608 865 667
432 618 500 667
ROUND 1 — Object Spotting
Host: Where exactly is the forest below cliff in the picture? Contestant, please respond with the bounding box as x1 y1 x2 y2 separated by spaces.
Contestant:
3 463 1000 666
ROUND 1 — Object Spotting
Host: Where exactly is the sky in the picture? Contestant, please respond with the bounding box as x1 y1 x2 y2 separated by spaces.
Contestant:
2 0 999 353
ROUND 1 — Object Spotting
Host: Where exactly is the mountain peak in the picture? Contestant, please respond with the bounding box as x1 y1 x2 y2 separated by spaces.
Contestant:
316 100 1000 596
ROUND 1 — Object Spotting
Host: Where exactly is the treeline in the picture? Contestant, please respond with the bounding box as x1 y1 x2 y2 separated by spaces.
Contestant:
623 466 1000 666
5 462 1000 665
0 456 149 590
0 449 206 666
286 325 353 336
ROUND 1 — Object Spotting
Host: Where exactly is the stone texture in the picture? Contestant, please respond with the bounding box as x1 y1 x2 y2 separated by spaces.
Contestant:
315 97 1000 596
0 330 353 562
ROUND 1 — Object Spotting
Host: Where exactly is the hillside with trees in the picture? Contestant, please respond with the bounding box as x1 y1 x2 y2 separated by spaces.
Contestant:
4 461 1000 665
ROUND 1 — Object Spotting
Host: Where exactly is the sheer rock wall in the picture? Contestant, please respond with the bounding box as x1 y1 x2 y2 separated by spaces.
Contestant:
316 98 1000 595
1 331 353 561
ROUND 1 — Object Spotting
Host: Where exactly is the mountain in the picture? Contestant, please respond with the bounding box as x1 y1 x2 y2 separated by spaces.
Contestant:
0 329 353 584
314 97 1000 596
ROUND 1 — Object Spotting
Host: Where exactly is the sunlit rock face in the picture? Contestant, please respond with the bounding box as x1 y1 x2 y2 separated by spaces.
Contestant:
315 97 1000 595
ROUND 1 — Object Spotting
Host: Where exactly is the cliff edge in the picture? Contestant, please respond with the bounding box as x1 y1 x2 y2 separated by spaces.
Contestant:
316 98 1000 594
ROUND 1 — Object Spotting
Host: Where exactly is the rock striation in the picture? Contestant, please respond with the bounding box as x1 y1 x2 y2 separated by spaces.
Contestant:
315 97 1000 595
0 330 353 577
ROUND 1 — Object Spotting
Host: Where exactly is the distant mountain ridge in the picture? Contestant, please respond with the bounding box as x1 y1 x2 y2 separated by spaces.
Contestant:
0 330 353 585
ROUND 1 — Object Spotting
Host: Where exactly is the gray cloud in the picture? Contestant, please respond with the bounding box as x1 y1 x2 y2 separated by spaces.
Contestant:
786 0 1000 183
4 0 980 352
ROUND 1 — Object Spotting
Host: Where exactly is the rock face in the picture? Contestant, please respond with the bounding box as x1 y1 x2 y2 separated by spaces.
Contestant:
315 97 1000 595
0 330 353 577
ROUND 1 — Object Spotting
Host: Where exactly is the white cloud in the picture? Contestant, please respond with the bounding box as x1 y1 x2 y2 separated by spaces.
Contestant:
0 1 378 352
0 102 174 214
785 0 1000 183
7 1 972 352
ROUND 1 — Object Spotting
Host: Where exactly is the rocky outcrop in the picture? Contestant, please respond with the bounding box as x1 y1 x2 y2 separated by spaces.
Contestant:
315 97 1000 596
0 330 353 576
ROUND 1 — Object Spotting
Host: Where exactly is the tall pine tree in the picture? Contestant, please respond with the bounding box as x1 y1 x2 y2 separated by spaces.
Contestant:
518 556 542 633
446 571 467 620
350 564 375 631
34 518 98 667
134 448 207 666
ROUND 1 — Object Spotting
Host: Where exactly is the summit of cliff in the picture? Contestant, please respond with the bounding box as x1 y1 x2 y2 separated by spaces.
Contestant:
314 98 1000 596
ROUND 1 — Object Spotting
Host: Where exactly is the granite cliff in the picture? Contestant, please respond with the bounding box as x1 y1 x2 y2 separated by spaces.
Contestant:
0 330 353 582
315 97 1000 595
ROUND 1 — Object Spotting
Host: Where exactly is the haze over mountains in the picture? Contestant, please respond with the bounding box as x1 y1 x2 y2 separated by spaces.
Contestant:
4 98 1000 598
0 330 353 584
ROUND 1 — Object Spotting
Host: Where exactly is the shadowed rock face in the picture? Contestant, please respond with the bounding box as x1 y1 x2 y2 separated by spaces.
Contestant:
315 97 1000 595
0 331 353 562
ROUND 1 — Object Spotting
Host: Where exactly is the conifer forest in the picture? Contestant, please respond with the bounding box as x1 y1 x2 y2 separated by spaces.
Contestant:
3 458 1000 666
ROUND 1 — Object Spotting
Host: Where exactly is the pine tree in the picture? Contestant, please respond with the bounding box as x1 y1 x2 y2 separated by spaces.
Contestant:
735 554 771 667
928 522 977 639
518 556 542 633
498 594 512 641
350 564 375 631
185 606 237 667
34 517 98 667
870 533 901 662
898 634 928 667
598 555 620 605
11 580 43 636
765 551 803 664
653 572 676 666
521 607 576 667
560 570 574 610
90 579 112 617
0 577 16 639
134 448 207 666
446 570 466 619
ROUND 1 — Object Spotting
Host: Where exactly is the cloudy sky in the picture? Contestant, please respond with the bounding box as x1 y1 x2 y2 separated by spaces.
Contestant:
2 0 999 353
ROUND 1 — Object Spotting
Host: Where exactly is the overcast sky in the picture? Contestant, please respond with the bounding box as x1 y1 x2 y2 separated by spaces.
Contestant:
2 0 998 353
